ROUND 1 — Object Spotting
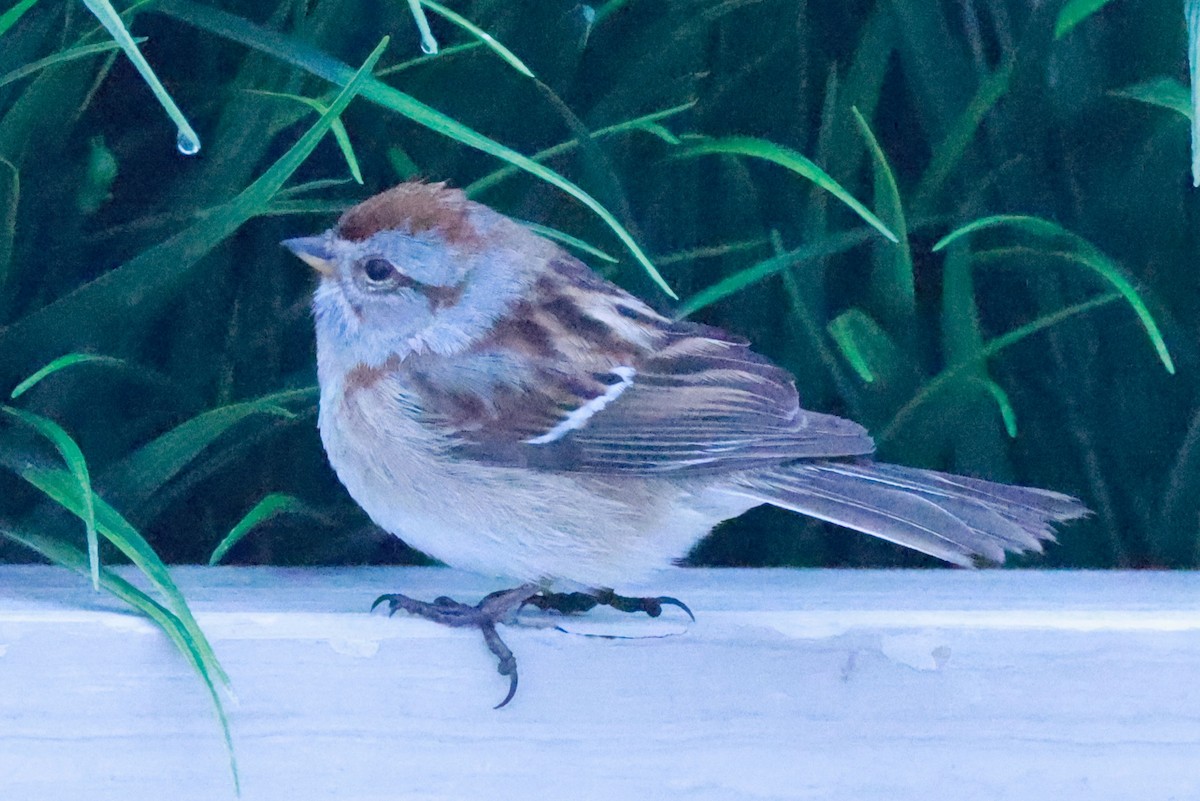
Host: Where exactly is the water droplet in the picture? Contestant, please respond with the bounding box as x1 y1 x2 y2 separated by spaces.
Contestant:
176 130 201 156
419 37 438 55
580 5 596 24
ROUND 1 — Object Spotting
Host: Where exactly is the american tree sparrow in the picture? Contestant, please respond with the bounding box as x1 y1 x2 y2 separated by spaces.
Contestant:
283 181 1087 706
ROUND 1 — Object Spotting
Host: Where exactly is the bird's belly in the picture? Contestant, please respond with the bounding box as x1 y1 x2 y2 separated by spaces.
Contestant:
318 391 742 588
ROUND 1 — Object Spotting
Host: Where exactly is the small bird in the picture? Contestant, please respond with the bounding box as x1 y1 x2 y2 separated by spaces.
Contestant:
283 181 1087 705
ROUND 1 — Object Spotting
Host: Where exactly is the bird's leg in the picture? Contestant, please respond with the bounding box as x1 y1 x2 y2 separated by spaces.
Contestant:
372 583 539 709
524 587 695 622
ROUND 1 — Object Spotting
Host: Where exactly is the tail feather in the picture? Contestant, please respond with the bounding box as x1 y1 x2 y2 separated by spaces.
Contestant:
724 461 1089 567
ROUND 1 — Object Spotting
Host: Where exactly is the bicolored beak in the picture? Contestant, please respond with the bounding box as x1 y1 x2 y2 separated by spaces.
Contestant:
281 236 335 276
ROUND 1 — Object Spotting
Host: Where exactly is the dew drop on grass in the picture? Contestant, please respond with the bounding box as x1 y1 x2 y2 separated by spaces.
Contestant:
176 130 201 156
420 38 438 55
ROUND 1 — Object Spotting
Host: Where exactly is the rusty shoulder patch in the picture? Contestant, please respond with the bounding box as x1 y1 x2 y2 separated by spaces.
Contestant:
343 355 404 397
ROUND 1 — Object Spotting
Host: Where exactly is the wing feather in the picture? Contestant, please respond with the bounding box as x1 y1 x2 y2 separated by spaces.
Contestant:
401 253 875 475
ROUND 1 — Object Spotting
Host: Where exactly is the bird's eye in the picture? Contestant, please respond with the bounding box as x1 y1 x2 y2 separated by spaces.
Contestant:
358 257 416 292
362 258 398 283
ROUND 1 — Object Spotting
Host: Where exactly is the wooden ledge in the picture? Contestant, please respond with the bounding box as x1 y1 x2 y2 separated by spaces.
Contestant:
1 566 1197 800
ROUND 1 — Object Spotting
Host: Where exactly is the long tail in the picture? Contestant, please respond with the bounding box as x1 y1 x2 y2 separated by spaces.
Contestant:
723 460 1089 566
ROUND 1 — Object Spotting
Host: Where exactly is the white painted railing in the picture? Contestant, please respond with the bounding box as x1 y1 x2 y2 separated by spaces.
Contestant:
1 566 1197 800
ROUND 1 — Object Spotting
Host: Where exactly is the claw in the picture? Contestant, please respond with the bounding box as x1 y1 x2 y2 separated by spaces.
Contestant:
373 586 536 709
481 622 519 709
525 589 696 621
655 596 696 622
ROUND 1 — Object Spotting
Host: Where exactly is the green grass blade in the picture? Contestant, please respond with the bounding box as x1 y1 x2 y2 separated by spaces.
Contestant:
0 38 136 90
1055 0 1118 39
0 38 388 384
0 522 238 793
277 177 356 197
80 0 200 154
934 214 1175 374
0 0 39 38
0 155 14 298
1189 0 1200 185
10 353 129 399
517 220 618 263
1 406 99 589
675 228 879 318
1111 77 1191 121
405 0 438 54
0 39 138 90
376 41 481 78
103 387 314 509
463 102 693 197
420 0 534 78
880 292 1122 443
210 493 319 565
17 464 231 686
670 136 898 243
828 309 881 383
655 236 772 267
971 377 1019 438
153 0 672 297
913 56 1015 212
246 89 363 184
264 198 354 217
631 121 681 145
851 106 914 335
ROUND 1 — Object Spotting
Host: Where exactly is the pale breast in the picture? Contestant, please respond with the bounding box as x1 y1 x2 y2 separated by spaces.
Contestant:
316 368 736 587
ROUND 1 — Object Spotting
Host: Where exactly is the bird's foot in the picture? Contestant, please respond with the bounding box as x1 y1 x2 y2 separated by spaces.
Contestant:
523 588 695 622
372 584 539 709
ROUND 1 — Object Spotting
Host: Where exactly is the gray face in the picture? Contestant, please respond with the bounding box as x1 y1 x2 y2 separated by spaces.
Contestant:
294 222 534 368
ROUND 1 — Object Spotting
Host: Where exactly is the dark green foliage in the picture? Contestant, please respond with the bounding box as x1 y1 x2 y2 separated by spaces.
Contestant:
0 0 1193 575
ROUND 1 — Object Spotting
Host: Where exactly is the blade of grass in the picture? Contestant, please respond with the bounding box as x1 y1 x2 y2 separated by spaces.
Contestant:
153 0 673 297
376 41 481 78
0 37 388 385
1055 0 1118 39
210 492 322 565
937 239 1011 465
80 0 200 154
420 0 534 78
517 220 618 263
669 136 898 243
655 236 772 267
0 522 238 793
0 0 39 38
970 376 1018 438
851 106 914 336
10 352 130 398
245 89 363 183
880 291 1122 443
0 38 141 90
631 121 681 145
277 177 356 197
0 155 14 299
912 55 1016 213
264 198 354 216
463 102 694 196
1 406 98 588
1110 76 1191 121
405 0 438 54
17 464 230 686
828 309 880 383
674 227 879 318
1188 0 1200 184
102 387 315 510
934 214 1175 373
